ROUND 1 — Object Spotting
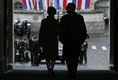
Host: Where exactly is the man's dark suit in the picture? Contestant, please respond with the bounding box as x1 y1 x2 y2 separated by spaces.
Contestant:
59 12 87 79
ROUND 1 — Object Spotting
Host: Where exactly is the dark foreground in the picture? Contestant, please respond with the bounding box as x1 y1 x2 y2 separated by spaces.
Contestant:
0 70 118 80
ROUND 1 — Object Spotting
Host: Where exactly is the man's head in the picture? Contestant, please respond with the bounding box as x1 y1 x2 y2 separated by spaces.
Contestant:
66 3 76 13
47 6 56 16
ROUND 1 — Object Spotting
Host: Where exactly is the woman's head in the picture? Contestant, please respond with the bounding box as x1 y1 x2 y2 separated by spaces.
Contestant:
47 6 56 16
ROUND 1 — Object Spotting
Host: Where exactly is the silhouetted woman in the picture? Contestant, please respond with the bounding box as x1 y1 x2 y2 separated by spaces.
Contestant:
39 7 60 77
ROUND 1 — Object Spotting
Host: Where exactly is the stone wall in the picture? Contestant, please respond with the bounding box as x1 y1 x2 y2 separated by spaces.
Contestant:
80 11 105 34
13 10 105 35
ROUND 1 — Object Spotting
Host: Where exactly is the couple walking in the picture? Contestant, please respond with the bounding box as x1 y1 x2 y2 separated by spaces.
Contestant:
39 3 87 80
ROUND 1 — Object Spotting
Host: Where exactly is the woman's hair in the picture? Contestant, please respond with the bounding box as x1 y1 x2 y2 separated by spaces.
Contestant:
47 6 56 15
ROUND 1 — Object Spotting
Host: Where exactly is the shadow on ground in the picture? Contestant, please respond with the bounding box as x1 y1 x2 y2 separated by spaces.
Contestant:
0 70 118 80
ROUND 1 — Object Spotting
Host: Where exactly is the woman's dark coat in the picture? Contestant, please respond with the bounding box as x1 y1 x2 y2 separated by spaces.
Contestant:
39 16 60 60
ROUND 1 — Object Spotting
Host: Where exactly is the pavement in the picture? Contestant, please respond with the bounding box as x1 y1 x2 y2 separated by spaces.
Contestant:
13 34 110 71
13 24 111 71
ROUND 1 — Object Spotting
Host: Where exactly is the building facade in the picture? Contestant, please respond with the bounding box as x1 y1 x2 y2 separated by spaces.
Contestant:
13 0 109 12
13 0 109 34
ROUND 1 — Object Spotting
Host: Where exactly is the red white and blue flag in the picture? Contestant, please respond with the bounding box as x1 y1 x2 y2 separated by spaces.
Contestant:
63 0 91 10
53 0 60 10
22 0 40 10
78 0 91 10
22 0 91 11
63 0 77 10
22 0 27 9
63 0 67 10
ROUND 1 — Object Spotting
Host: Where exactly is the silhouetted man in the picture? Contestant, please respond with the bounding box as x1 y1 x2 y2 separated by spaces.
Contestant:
59 3 87 80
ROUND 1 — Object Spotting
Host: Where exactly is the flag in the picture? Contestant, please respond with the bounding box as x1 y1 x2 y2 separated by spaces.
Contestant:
32 0 38 10
85 0 88 9
35 0 37 10
22 0 91 11
78 0 82 10
56 0 60 10
47 0 49 8
33 0 40 10
63 0 77 10
50 0 53 6
78 0 91 10
67 0 77 4
30 0 34 9
67 0 72 4
81 0 85 10
22 0 33 10
37 0 39 10
72 0 76 5
63 0 67 10
22 0 40 10
28 0 32 9
53 0 57 8
32 0 36 10
53 0 56 7
40 0 43 10
43 0 47 11
87 0 91 9
26 0 30 10
52 0 59 10
22 0 27 9
60 0 63 9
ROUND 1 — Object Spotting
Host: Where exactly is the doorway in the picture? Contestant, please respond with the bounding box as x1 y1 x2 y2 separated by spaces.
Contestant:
11 0 110 70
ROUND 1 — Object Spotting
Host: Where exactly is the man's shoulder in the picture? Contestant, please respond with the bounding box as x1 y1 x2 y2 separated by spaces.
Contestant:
75 12 83 17
62 12 83 17
61 14 68 18
42 18 47 22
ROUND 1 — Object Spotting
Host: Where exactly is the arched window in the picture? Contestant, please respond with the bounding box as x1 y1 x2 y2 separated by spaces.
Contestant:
14 2 22 10
95 0 109 15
